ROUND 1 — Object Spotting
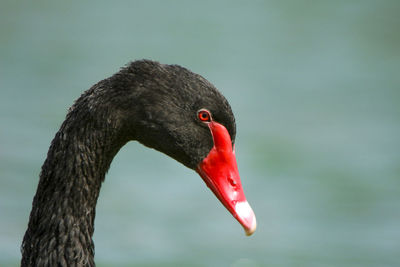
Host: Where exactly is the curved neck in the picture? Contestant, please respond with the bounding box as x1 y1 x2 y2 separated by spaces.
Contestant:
21 111 126 266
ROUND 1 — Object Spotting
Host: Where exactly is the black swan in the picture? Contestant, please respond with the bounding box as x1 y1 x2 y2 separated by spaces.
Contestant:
21 60 256 266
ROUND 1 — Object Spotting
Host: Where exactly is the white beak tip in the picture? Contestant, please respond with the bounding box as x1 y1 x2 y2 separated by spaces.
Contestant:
244 218 257 236
235 201 257 236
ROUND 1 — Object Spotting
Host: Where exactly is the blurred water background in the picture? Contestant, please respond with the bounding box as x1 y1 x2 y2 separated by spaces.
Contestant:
1 1 399 266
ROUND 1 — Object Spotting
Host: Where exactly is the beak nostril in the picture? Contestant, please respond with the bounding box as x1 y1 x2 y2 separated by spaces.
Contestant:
228 177 237 187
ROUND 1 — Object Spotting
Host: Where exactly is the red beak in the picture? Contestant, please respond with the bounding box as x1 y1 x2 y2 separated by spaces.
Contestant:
196 121 256 236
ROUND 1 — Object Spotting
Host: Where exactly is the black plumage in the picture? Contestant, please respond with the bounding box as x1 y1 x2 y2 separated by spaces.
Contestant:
21 60 236 266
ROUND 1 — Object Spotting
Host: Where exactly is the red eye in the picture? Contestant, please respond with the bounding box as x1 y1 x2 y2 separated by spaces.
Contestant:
198 109 211 122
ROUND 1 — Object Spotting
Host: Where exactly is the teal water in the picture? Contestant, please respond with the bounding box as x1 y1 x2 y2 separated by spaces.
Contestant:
1 1 399 266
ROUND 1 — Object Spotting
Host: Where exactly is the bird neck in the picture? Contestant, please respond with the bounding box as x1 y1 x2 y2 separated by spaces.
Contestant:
21 110 126 266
